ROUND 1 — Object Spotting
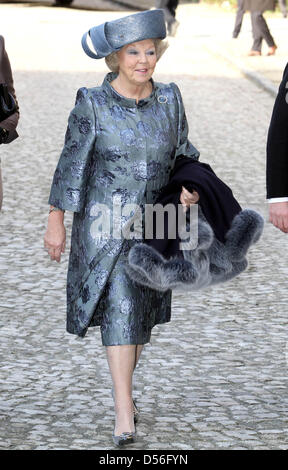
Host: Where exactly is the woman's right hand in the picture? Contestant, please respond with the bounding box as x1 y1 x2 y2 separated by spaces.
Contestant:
44 210 66 263
269 201 288 233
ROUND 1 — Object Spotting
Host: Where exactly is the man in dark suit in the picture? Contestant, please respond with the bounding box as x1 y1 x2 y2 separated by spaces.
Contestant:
266 63 288 232
0 35 19 210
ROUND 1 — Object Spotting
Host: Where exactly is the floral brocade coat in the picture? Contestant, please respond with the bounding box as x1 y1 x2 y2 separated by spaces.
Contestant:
49 72 199 340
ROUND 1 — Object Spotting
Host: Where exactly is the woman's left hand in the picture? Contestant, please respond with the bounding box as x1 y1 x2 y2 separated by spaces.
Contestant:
180 186 199 211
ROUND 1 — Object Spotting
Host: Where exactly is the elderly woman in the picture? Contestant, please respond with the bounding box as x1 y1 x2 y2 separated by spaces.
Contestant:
44 9 199 447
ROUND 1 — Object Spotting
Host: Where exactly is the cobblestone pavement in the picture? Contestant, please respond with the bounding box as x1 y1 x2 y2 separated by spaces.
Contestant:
0 3 288 451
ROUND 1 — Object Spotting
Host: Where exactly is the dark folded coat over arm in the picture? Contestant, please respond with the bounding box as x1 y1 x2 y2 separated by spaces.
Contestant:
126 157 264 292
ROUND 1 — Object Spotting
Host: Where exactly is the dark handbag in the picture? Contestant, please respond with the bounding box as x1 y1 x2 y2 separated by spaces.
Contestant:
0 83 18 123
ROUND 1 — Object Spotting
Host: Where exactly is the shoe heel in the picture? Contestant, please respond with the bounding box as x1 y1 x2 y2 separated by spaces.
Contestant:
133 399 140 424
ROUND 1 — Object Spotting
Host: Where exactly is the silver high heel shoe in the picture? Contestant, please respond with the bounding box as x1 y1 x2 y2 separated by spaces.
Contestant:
111 388 138 446
112 431 137 447
132 399 139 424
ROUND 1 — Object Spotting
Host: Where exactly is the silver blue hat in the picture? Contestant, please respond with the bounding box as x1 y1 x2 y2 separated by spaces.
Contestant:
81 9 166 59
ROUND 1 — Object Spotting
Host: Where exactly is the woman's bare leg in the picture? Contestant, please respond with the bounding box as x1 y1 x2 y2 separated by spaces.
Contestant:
133 344 144 414
106 344 145 435
106 345 137 435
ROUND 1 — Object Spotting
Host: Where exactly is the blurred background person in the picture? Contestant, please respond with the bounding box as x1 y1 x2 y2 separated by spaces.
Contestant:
278 0 287 17
243 0 277 56
232 0 246 38
0 35 19 211
157 0 180 36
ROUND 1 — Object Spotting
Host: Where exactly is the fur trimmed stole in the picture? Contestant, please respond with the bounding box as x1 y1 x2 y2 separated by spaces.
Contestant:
125 157 264 292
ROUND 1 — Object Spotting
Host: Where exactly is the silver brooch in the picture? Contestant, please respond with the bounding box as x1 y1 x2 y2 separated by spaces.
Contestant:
157 95 168 104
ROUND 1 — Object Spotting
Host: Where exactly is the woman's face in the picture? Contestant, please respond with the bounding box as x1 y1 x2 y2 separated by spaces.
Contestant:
116 39 157 86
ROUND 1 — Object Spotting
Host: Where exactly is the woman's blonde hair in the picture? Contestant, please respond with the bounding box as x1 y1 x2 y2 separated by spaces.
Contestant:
105 39 168 73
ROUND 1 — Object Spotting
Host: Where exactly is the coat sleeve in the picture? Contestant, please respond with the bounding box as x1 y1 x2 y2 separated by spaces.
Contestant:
171 83 200 160
266 62 288 199
0 35 19 132
48 87 96 212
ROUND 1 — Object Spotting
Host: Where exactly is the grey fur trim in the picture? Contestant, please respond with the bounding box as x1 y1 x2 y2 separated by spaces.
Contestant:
125 209 264 292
